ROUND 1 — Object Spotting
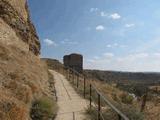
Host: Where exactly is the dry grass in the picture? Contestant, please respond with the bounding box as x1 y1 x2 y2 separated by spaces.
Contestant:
0 41 55 119
8 104 28 120
0 89 29 120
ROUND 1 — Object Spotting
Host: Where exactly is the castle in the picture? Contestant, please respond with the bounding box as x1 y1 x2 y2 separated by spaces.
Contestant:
63 53 83 73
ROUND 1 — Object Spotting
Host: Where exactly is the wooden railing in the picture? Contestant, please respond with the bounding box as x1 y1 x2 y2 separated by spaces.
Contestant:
62 67 129 120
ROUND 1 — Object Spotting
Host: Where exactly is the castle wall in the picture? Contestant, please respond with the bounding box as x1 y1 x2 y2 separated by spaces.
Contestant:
63 53 83 73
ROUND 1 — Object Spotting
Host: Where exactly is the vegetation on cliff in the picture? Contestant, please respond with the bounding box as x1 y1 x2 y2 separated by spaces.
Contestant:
0 0 58 120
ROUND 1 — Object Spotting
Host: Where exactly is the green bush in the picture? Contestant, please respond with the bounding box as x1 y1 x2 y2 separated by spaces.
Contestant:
120 93 134 104
30 97 58 120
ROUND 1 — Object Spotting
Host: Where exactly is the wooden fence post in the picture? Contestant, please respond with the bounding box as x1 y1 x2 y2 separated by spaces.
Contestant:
73 71 75 84
98 93 101 120
77 74 79 88
118 114 122 120
68 70 71 81
84 76 86 98
90 84 92 108
140 93 147 112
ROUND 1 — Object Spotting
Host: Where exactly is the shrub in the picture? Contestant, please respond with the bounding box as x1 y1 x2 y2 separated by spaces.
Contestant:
85 106 97 120
112 93 119 102
86 104 144 120
115 104 144 120
30 97 58 120
120 92 134 104
85 106 123 120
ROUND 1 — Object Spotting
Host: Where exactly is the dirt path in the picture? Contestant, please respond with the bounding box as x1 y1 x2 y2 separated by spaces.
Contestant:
49 70 88 120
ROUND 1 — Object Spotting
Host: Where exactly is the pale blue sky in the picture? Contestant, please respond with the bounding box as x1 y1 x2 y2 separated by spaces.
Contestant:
28 0 160 72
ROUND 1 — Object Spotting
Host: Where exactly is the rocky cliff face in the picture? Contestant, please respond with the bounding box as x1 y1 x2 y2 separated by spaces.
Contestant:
0 0 40 55
0 0 51 119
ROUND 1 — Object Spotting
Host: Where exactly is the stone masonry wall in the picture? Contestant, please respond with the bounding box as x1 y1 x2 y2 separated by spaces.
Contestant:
63 53 83 73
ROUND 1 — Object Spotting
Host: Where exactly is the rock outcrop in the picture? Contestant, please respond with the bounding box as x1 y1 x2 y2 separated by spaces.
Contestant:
0 0 40 55
0 0 52 119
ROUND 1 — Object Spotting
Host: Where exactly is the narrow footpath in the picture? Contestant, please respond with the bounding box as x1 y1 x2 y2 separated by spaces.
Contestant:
49 70 88 120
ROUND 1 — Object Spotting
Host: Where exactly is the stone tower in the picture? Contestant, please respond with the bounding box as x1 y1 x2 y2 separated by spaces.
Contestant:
63 53 83 73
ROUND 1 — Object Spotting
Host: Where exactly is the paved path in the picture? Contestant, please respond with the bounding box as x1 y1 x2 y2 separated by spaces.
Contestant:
49 70 88 120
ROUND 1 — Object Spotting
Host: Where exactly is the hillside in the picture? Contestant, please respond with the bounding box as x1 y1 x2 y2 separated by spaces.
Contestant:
84 70 160 97
84 70 160 84
41 58 64 70
0 0 56 119
84 70 160 119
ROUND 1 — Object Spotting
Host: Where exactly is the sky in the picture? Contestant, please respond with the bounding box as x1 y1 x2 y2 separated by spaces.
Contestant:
28 0 160 72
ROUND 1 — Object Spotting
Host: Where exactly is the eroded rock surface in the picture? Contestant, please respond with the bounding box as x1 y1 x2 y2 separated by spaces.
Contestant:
0 0 52 119
0 0 40 55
